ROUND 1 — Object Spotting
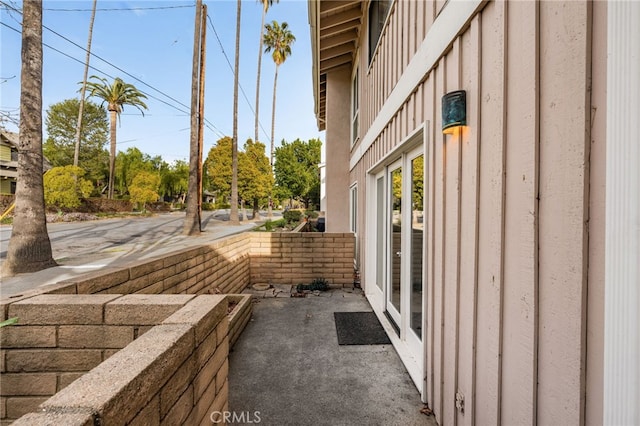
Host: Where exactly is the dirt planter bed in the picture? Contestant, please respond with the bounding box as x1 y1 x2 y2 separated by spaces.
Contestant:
227 294 253 348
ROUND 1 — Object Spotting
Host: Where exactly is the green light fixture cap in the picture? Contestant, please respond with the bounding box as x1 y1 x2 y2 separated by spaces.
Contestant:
442 90 466 134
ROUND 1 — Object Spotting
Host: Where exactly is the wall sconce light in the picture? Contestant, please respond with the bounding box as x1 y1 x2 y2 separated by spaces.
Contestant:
442 90 466 134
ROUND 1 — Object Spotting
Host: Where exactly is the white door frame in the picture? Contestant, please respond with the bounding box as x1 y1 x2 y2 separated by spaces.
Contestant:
364 123 428 401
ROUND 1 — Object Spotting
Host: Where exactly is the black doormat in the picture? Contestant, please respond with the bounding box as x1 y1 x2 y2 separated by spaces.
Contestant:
334 311 391 345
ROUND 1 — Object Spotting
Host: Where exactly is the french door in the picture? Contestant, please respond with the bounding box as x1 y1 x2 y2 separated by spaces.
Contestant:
367 142 425 396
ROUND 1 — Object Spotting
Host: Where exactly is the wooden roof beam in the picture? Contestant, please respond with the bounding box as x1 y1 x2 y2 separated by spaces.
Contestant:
319 53 353 72
319 7 362 30
320 43 354 62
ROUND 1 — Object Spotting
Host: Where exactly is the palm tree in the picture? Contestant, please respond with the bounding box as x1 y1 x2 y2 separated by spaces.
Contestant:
230 0 242 224
4 1 57 274
264 20 295 217
85 76 147 199
264 20 295 169
254 0 278 143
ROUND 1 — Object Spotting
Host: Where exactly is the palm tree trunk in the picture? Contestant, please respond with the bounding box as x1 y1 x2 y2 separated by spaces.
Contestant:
230 0 241 224
4 0 56 275
107 109 117 199
267 64 279 219
254 4 267 143
73 0 97 167
270 65 279 171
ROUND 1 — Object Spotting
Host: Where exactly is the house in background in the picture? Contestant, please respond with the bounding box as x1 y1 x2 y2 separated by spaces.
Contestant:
0 129 19 195
309 0 639 425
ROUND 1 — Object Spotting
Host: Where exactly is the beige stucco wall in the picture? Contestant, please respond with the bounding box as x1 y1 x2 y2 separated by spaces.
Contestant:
324 66 352 233
328 0 606 424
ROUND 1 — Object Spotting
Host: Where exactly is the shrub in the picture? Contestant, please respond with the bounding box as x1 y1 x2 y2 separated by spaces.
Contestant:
202 202 216 211
305 210 319 219
296 278 330 292
283 209 302 224
44 166 93 209
129 171 160 211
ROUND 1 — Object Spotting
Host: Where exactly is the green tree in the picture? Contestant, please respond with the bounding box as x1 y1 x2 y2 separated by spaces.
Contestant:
239 139 273 219
4 1 57 274
129 171 160 211
43 166 93 209
44 98 109 191
254 0 279 143
273 138 321 209
85 76 148 199
114 147 162 196
204 137 233 204
412 155 424 209
159 159 189 203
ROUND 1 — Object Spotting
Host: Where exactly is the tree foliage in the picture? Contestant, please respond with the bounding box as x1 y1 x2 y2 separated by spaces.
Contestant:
129 171 160 210
114 147 161 196
204 137 273 211
44 98 109 192
239 139 273 209
204 136 233 202
412 155 424 210
273 138 321 208
43 166 93 208
159 159 189 202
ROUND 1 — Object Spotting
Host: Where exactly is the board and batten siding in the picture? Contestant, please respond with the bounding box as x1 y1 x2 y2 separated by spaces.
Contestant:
350 0 605 424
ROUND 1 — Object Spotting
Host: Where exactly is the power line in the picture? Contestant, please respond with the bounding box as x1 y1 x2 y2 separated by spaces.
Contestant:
44 5 195 12
207 13 271 144
0 4 227 139
1 21 191 119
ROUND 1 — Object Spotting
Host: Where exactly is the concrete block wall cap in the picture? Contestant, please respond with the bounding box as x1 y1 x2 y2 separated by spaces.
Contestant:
9 294 122 305
108 294 195 305
11 409 96 426
105 294 196 325
41 323 194 424
7 294 122 325
162 295 228 345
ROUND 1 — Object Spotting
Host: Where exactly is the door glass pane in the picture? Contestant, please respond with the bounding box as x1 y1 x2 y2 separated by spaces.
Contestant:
376 176 384 290
410 155 424 339
390 167 402 314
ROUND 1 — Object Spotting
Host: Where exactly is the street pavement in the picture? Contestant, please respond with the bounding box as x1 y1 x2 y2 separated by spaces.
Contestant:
0 210 271 298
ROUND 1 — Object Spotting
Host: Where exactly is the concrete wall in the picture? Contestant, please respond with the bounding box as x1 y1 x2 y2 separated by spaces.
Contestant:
0 233 353 303
8 294 229 425
0 231 353 424
333 0 605 424
250 233 355 287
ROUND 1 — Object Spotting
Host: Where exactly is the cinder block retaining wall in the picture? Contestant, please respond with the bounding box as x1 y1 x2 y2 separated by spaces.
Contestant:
0 232 354 424
9 294 229 425
250 233 355 286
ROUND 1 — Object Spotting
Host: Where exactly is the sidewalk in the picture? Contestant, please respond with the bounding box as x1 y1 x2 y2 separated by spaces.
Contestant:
0 217 260 299
228 288 435 426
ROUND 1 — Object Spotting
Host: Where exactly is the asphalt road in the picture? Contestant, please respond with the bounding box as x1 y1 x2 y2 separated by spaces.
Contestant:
0 210 277 297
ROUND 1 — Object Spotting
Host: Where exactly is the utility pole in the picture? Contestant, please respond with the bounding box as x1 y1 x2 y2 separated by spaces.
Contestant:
73 0 97 167
197 4 207 216
184 0 204 235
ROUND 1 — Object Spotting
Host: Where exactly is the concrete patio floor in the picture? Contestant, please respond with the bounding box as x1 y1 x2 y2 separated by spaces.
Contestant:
228 287 436 425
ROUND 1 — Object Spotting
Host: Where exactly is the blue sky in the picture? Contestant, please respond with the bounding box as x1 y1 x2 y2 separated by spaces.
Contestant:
0 0 323 164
